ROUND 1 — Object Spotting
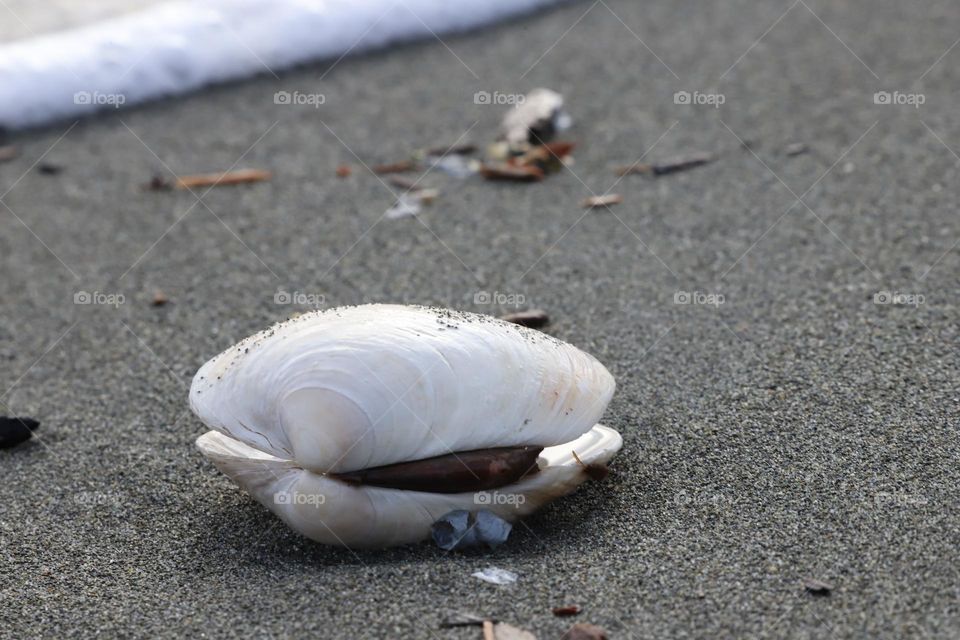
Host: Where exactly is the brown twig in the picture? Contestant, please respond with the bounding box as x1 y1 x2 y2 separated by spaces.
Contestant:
174 169 272 189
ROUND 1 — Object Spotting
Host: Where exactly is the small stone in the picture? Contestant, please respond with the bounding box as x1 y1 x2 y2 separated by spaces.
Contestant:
803 577 833 595
0 416 40 449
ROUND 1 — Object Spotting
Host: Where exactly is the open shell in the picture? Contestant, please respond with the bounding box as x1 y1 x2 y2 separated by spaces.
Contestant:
191 304 621 548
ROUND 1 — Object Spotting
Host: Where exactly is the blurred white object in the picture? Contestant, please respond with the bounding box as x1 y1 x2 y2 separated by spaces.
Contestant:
472 567 518 585
0 0 565 130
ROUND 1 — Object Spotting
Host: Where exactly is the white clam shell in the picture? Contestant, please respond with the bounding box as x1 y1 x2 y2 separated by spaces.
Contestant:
191 304 621 548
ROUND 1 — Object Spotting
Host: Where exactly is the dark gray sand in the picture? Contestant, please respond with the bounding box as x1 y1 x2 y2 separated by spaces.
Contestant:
2 0 959 637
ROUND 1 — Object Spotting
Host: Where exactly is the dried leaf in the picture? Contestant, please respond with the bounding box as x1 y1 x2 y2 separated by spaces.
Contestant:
510 141 575 175
0 145 18 163
151 290 170 307
552 605 582 617
500 309 549 329
581 194 622 209
803 578 833 596
175 169 272 189
480 163 544 182
562 623 608 640
335 164 352 178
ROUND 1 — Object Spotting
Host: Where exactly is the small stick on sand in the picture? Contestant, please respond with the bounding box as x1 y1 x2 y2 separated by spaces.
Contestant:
174 169 272 189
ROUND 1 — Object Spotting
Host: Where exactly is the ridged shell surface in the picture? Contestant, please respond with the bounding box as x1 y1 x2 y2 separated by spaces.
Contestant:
190 305 615 473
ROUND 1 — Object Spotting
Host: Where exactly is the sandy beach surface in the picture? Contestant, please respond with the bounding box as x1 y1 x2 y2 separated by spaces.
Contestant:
1 0 959 637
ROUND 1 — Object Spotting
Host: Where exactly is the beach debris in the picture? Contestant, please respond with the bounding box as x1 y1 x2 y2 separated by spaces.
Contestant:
500 88 570 147
426 152 478 178
387 175 425 191
175 169 272 189
572 450 609 481
144 175 168 191
803 578 833 596
552 605 583 617
0 145 18 163
479 139 574 183
784 142 808 157
483 620 496 640
439 612 493 628
0 416 40 449
562 623 608 640
493 622 538 640
335 164 352 178
616 152 714 177
373 159 416 174
499 309 550 329
509 141 575 175
151 290 170 307
191 304 621 548
38 163 63 175
581 194 622 209
480 163 544 182
385 194 421 219
425 142 477 157
416 188 439 205
384 189 438 219
472 567 518 586
431 509 513 550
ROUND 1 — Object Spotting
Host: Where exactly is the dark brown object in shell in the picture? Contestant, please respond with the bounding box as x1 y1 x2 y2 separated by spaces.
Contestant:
330 445 543 493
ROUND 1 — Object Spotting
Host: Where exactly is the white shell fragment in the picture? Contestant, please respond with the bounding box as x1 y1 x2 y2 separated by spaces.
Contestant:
500 87 570 146
472 567 518 585
191 304 621 548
